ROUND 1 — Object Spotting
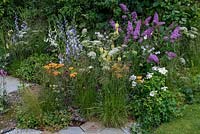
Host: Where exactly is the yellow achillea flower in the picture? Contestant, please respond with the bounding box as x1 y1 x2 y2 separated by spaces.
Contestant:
69 67 74 70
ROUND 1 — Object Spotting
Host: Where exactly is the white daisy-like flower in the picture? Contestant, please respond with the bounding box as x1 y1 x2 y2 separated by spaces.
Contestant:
180 58 186 65
144 35 148 40
158 67 168 75
161 86 168 91
87 51 96 59
88 66 93 69
155 51 160 55
132 81 137 87
146 72 153 79
129 74 137 81
152 66 158 71
150 91 157 97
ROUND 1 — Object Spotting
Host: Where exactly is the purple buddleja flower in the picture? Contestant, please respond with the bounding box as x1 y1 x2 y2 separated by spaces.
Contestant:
141 27 154 38
147 54 159 64
122 15 127 19
144 16 152 26
166 51 177 59
127 21 133 35
153 12 165 26
170 26 181 42
14 15 19 32
133 20 141 40
124 21 133 44
109 19 122 32
119 3 129 12
131 11 137 22
124 34 130 44
0 69 7 77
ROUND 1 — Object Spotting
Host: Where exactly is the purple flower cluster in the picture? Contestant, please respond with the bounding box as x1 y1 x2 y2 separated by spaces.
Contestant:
65 28 83 62
124 21 133 44
131 11 137 22
170 26 181 42
0 69 7 77
119 3 129 12
57 20 83 62
166 51 177 59
141 27 154 38
147 54 159 64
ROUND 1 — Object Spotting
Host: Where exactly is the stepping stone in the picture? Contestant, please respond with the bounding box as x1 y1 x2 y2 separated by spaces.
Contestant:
5 76 20 93
100 128 125 134
4 76 32 93
121 121 134 134
6 128 42 134
59 127 84 134
80 122 105 134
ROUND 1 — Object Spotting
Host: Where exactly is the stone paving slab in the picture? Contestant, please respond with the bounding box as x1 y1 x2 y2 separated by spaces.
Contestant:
5 76 32 93
59 127 85 134
100 128 125 134
5 76 21 93
80 122 105 134
6 129 42 134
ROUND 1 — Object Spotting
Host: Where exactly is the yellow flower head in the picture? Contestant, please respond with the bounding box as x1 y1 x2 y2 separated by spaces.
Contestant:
136 76 143 80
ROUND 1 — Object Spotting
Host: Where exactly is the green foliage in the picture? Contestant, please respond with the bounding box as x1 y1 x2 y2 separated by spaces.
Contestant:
16 54 54 82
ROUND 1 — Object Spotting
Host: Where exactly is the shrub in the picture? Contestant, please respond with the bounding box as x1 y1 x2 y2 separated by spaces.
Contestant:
16 54 54 82
130 68 181 132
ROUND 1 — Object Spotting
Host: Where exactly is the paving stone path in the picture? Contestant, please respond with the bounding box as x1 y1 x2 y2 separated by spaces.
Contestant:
3 77 133 134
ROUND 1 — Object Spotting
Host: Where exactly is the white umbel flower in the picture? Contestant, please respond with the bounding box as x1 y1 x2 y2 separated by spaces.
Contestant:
146 72 153 79
161 86 168 91
87 51 96 59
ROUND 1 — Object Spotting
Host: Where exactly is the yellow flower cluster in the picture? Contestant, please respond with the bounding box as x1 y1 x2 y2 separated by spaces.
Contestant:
43 63 64 76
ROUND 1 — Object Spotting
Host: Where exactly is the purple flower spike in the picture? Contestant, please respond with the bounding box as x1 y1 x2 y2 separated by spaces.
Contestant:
147 54 159 64
119 3 129 12
166 51 177 59
153 12 165 26
170 26 181 42
131 11 137 22
133 20 141 40
144 16 152 26
127 21 133 34
153 12 159 24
